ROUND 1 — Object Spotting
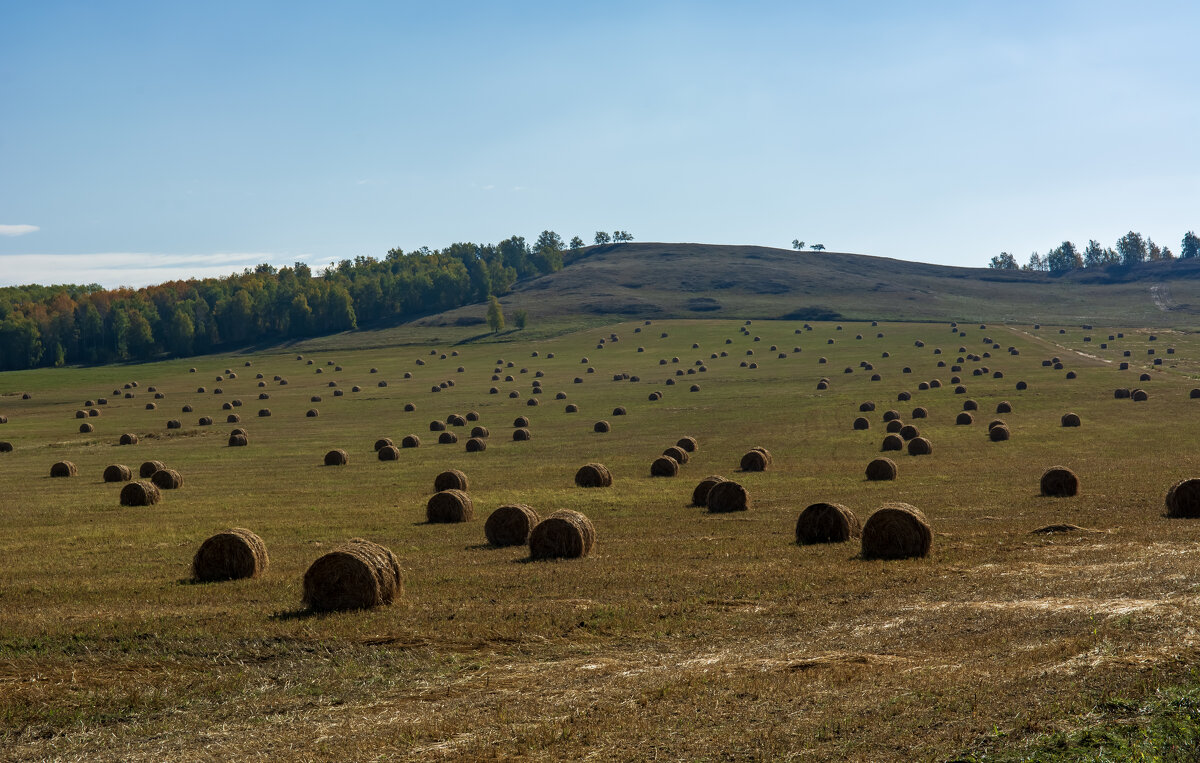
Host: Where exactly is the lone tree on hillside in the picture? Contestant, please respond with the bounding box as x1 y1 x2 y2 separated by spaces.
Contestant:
792 239 805 250
810 243 825 251
1183 231 1200 259
569 236 585 250
612 230 634 242
594 231 611 245
486 296 505 333
989 252 1018 270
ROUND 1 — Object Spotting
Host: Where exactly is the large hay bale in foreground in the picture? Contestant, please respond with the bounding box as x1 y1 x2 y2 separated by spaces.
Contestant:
119 480 161 506
426 489 474 523
861 503 932 559
434 469 469 492
853 416 870 430
192 528 269 582
302 538 402 611
575 462 613 488
740 447 772 472
650 455 680 477
692 475 726 507
1040 466 1080 497
150 468 184 490
50 461 78 478
324 449 349 466
485 504 540 546
865 457 898 481
706 479 749 512
103 464 132 482
796 502 861 544
1166 479 1200 518
529 510 596 559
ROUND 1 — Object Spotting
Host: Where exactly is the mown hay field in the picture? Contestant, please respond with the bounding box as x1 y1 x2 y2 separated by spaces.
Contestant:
3 318 1200 761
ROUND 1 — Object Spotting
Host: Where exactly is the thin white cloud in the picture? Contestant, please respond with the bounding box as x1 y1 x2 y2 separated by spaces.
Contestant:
0 252 317 289
0 224 40 237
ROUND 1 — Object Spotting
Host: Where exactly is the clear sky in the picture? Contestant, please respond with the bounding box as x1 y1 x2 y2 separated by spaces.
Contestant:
2 1 1197 287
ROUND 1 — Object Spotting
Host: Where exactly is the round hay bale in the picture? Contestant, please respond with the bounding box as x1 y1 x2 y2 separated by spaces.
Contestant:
75 409 87 419
139 460 165 478
529 510 596 559
1015 381 1028 390
881 434 904 451
302 538 402 611
1061 412 1081 427
911 406 928 419
671 435 699 454
663 445 689 464
526 397 540 407
963 399 978 411
447 414 467 427
740 447 772 472
898 424 920 441
565 403 578 413
1191 389 1200 399
574 463 613 488
198 416 214 426
1140 372 1152 382
150 468 184 490
373 437 394 451
401 435 421 449
513 427 532 441
226 414 240 423
429 420 446 432
692 475 726 506
612 406 627 416
470 425 489 439
485 504 540 547
859 401 876 412
404 403 416 412
222 402 234 411
465 437 487 452
119 480 160 506
50 460 78 477
306 409 319 418
594 420 611 433
228 433 249 447
865 457 897 481
897 391 911 401
1132 389 1149 402
167 419 182 429
796 502 862 544
885 419 903 434
117 432 139 445
466 411 480 421
434 469 468 492
989 425 1010 442
556 392 568 400
996 401 1012 413
103 464 132 482
310 395 322 403
88 409 100 417
438 431 458 444
427 489 473 523
988 419 1006 430
706 480 749 512
324 449 349 466
955 412 973 426
1166 479 1200 518
651 455 680 477
882 409 900 422
378 444 401 460
1040 466 1080 497
861 503 932 559
191 527 269 582
513 416 530 428
853 416 870 430
257 409 271 418
79 422 94 433
907 437 933 455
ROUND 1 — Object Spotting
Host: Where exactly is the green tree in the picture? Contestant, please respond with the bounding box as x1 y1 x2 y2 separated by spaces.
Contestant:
989 252 1018 270
167 307 195 356
514 309 528 329
792 239 805 250
486 296 505 333
594 231 611 245
1116 231 1147 265
1182 231 1200 259
532 230 564 272
1023 252 1046 271
568 236 584 250
612 230 634 242
1046 241 1082 272
1083 240 1107 268
810 243 826 251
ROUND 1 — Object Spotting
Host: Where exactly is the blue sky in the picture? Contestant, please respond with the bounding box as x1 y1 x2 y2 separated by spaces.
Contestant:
2 1 1197 287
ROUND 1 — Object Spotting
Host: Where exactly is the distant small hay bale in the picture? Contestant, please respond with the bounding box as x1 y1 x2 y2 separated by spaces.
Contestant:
526 397 540 407
401 435 421 449
613 406 627 416
882 410 900 422
438 431 458 444
740 447 772 472
50 460 79 478
467 411 480 421
989 425 1011 442
257 409 271 418
434 469 469 492
228 433 249 447
1166 479 1200 518
508 390 520 398
955 412 973 426
898 424 920 441
306 409 319 418
1191 389 1200 399
881 434 904 451
911 407 928 419
374 437 394 452
861 503 932 560
404 403 416 412
692 475 726 506
907 437 933 455
897 391 911 401
529 509 596 559
470 425 489 438
447 413 466 427
1061 412 1081 427
310 395 322 403
1016 381 1028 390
429 420 446 431
222 402 234 410
987 419 1006 431
378 444 401 460
564 403 579 413
427 489 473 523
996 401 1012 413
324 449 349 466
1132 389 1149 402
816 381 828 390
119 432 139 445
865 457 898 481
226 414 240 423
651 455 680 477
954 385 967 394
1114 388 1131 399
75 409 87 419
556 392 568 400
167 419 182 429
929 379 941 388
103 464 132 482
465 437 487 452
485 504 540 547
676 436 698 452
150 468 184 490
1140 373 1152 382
513 416 530 427
119 480 161 506
575 463 613 488
302 538 402 611
1041 466 1079 497
594 420 611 433
963 399 978 411
885 419 903 433
88 408 101 417
197 387 207 393
79 422 95 433
796 502 862 544
706 479 750 512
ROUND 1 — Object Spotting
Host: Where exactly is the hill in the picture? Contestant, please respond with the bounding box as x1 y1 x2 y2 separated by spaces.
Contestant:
424 243 1200 329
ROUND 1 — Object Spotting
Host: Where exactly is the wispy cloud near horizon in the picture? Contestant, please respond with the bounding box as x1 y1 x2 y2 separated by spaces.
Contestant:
0 224 40 237
0 252 317 289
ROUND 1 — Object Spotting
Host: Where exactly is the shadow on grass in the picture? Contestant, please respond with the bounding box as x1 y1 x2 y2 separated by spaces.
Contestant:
269 608 323 621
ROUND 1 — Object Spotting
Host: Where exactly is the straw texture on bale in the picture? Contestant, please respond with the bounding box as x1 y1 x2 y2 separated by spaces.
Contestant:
907 437 933 455
120 480 161 506
79 422 94 433
1061 412 1081 427
429 420 446 432
51 460 78 477
706 479 750 512
795 502 862 544
898 424 920 441
377 444 400 460
438 431 458 444
989 425 1010 442
485 504 540 547
1040 466 1080 497
996 401 1012 413
1132 389 1149 402
470 426 489 438
881 434 904 451
529 510 596 559
955 412 974 426
861 503 932 559
228 433 248 447
465 437 487 452
192 528 269 582
512 427 531 441
119 432 139 445
324 449 349 466
692 475 726 506
1165 479 1200 518
150 468 183 490
426 489 474 523
373 438 393 452
663 445 689 464
594 420 611 433
302 538 402 611
650 455 680 477
575 463 613 488
434 469 469 492
911 406 928 419
513 416 530 427
401 435 421 448
740 447 772 472
853 417 870 430
103 464 132 482
865 457 898 481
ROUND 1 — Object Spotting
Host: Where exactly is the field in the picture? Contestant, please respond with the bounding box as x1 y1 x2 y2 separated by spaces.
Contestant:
4 317 1200 761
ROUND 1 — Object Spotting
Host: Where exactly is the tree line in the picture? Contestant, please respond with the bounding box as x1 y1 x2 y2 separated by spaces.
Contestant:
989 231 1200 272
0 230 633 371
